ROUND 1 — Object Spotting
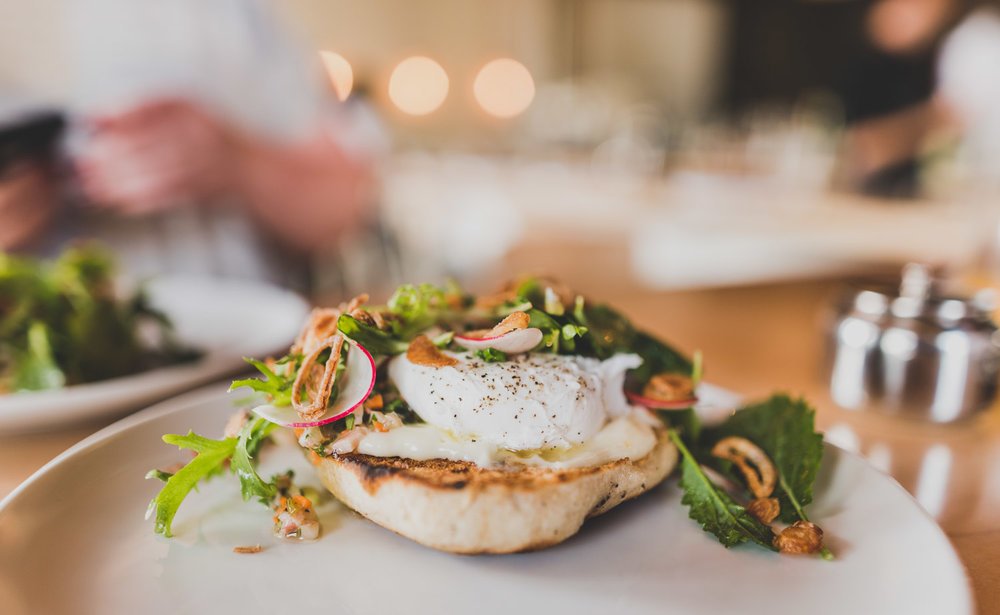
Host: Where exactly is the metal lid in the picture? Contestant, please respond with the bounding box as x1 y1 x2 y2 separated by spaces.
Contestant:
844 263 995 329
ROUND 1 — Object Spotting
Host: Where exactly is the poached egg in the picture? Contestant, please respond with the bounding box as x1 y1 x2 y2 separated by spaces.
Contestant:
387 350 641 450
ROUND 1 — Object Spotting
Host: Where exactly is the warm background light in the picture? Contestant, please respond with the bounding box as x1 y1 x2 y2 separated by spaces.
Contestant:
388 56 449 116
473 58 535 118
319 51 354 102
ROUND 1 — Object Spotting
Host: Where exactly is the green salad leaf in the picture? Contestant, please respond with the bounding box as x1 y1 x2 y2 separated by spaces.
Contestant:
669 429 777 550
146 432 237 537
337 313 408 356
0 244 198 392
146 416 278 536
474 348 507 363
706 394 824 524
12 322 65 391
667 393 832 559
230 357 300 406
231 417 280 503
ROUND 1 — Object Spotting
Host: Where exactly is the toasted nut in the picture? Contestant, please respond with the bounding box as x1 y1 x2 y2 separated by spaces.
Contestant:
747 497 781 524
486 311 530 337
407 335 458 367
711 436 777 499
642 372 695 402
775 521 824 554
233 545 262 554
371 310 389 330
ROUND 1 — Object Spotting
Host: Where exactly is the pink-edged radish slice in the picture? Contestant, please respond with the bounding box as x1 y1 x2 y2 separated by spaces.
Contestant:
249 341 376 428
453 327 543 354
625 389 698 410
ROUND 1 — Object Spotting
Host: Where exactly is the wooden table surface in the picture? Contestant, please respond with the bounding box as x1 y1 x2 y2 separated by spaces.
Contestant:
2 241 998 612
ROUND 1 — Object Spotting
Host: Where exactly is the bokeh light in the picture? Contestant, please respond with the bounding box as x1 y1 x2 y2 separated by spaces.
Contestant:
388 56 449 116
320 51 354 102
473 58 535 118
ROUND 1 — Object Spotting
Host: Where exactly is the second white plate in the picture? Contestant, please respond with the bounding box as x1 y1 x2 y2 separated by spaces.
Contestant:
0 275 309 433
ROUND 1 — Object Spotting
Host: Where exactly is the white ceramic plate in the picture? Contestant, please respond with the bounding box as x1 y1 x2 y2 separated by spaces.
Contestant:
0 275 309 433
0 385 972 615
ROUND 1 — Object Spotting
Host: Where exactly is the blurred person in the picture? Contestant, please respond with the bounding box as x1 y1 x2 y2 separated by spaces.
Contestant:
838 0 965 197
936 5 1000 189
0 109 64 251
1 0 382 293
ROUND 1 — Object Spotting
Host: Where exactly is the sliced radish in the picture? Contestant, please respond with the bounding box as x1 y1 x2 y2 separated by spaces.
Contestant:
249 340 376 428
625 389 698 410
453 327 543 354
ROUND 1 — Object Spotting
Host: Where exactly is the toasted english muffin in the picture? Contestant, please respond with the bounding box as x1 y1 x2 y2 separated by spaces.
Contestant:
310 427 677 554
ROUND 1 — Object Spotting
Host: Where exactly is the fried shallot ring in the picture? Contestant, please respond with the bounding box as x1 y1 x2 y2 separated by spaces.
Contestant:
291 334 346 421
711 436 777 499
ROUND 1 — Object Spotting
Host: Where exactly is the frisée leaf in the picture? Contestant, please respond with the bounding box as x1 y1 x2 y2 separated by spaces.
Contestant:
146 432 237 537
231 417 280 503
146 417 278 537
230 357 299 406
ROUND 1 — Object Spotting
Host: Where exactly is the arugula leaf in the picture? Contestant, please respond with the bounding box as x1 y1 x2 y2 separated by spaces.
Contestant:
669 429 777 550
337 314 408 356
229 356 298 406
145 432 237 537
707 394 823 525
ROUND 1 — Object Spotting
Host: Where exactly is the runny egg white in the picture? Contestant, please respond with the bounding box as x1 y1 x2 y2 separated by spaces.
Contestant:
386 350 642 450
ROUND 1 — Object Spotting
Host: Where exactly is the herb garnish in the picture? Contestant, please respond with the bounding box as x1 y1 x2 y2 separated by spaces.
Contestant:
146 416 277 536
669 428 778 549
666 394 833 559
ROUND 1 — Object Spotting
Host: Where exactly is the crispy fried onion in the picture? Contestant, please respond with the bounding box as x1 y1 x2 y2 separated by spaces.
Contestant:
774 521 824 554
747 497 781 524
642 372 695 402
292 294 369 356
291 334 346 421
711 436 777 499
464 311 531 339
292 308 342 355
407 335 458 367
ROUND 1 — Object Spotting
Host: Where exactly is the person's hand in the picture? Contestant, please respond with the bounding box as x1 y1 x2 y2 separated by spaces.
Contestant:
76 99 241 214
0 164 56 250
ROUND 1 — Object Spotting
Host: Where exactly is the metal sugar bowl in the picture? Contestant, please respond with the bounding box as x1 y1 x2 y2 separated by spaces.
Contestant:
827 264 1000 422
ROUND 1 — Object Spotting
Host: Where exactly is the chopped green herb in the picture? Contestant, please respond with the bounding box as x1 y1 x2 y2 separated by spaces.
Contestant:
475 348 507 363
